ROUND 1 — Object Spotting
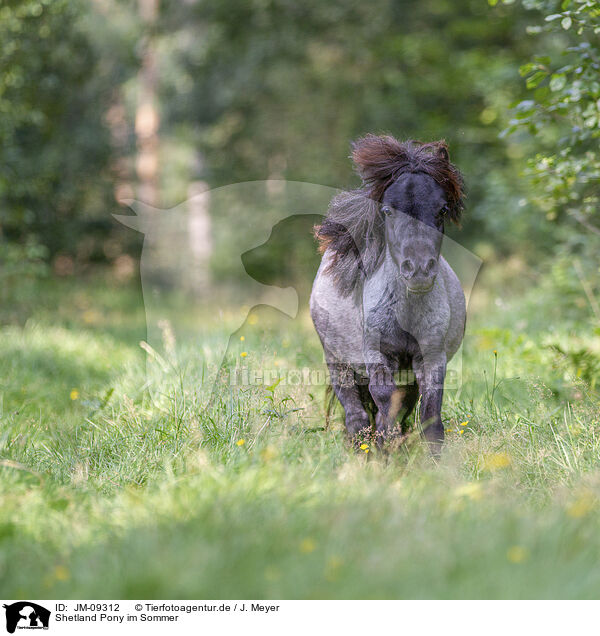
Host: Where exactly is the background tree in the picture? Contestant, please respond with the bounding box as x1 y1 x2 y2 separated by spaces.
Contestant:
503 0 600 313
0 0 138 262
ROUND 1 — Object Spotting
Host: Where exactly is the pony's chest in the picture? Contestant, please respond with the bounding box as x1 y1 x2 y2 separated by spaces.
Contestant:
364 285 449 350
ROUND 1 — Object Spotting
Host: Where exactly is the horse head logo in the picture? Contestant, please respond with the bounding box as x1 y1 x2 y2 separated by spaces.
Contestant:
114 180 481 403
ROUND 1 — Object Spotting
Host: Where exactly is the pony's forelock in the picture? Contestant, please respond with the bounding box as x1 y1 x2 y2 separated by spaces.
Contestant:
350 134 464 222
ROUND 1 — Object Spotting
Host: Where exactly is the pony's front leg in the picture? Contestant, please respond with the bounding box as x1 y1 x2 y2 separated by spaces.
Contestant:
366 357 399 448
414 353 447 457
327 362 371 445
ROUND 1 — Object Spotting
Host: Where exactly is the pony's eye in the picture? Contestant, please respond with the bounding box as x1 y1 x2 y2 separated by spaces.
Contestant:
439 205 449 218
381 205 392 216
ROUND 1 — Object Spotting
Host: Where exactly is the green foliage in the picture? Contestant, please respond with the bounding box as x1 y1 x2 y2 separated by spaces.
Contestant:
0 238 48 280
507 0 600 233
0 0 136 256
547 331 600 389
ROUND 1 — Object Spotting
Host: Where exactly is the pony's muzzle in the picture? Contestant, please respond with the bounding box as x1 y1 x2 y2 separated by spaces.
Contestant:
400 256 438 293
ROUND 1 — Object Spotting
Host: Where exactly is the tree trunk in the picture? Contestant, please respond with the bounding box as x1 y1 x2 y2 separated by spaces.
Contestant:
135 0 160 207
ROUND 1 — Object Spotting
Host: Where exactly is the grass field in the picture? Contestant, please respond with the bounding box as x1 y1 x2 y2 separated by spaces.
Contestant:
1 264 600 599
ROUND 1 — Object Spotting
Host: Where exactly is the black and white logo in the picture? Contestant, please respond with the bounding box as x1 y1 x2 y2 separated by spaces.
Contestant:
3 603 50 633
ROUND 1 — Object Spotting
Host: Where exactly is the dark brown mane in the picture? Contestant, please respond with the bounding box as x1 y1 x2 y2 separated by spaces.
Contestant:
314 134 465 296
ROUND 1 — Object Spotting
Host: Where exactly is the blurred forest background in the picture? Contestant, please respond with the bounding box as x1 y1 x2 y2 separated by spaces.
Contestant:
1 0 599 335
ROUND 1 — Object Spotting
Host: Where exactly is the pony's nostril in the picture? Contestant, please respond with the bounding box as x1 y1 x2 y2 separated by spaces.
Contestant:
401 259 415 278
425 258 437 275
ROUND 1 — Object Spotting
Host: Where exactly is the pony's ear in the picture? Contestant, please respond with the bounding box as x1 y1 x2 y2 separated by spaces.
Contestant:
351 134 405 184
435 142 449 162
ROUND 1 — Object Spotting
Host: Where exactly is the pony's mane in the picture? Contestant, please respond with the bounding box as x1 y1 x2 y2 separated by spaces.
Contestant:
315 134 465 296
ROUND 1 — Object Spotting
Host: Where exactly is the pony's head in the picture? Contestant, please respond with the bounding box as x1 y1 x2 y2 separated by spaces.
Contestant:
316 134 465 295
353 134 464 293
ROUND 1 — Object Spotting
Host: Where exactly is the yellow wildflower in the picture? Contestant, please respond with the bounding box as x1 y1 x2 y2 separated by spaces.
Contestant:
481 452 512 471
360 443 369 451
567 493 595 518
236 439 245 447
506 545 528 563
53 565 70 581
240 335 245 341
240 351 248 358
261 446 277 461
299 538 316 553
70 389 79 401
454 482 483 500
82 309 99 325
458 429 464 435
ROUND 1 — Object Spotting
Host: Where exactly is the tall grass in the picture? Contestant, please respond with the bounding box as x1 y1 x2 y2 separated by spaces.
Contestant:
1 270 599 598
